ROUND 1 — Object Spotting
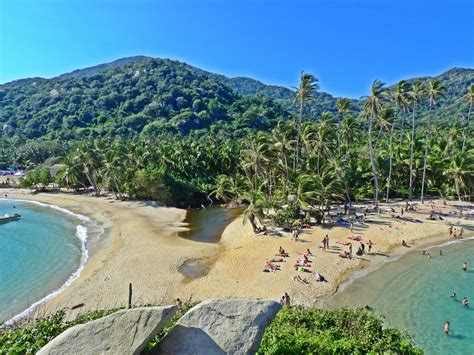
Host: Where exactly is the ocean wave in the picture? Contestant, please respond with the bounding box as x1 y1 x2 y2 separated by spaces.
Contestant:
0 198 102 326
423 236 474 250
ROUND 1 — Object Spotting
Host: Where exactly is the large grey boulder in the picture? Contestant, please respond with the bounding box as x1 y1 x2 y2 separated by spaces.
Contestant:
38 306 177 355
155 299 281 355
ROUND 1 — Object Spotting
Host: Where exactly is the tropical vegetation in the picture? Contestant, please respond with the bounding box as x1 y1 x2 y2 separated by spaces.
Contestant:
0 306 422 354
0 58 472 225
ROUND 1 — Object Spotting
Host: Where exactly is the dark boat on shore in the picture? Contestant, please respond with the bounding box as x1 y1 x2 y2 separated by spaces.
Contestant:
0 213 21 223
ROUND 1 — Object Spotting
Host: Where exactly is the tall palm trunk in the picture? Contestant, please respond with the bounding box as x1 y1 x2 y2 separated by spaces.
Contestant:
386 125 394 202
454 177 461 202
368 109 379 206
409 102 416 199
398 109 405 146
420 103 432 204
462 101 472 152
83 163 99 196
294 100 303 170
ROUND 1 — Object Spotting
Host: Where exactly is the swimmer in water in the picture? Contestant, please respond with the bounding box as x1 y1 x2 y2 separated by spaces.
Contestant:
444 321 450 334
463 262 468 271
462 297 470 307
450 292 457 299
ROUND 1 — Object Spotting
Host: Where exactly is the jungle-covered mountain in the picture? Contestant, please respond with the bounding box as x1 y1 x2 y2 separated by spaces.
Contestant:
1 56 472 142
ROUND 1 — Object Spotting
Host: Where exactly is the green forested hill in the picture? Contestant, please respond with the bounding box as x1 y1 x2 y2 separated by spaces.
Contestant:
1 56 471 208
0 57 290 140
1 56 472 144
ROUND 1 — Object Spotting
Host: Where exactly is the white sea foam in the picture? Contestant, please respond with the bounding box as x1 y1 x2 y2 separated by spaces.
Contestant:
0 198 102 326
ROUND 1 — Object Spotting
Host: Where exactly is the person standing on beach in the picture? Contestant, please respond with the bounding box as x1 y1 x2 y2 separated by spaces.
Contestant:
368 240 373 254
449 226 453 237
444 321 450 334
284 293 291 308
349 221 353 233
348 243 353 259
460 227 464 238
325 234 330 250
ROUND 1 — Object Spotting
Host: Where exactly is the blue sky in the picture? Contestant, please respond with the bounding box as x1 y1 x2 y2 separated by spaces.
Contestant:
0 0 473 98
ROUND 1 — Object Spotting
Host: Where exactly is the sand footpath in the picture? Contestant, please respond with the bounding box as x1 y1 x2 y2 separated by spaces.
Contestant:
4 189 474 319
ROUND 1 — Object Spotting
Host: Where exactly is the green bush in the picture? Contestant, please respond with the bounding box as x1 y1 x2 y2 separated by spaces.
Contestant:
0 309 118 354
272 204 300 228
257 307 423 354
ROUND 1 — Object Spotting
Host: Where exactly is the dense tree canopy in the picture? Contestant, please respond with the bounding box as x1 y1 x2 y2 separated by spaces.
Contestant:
0 57 472 217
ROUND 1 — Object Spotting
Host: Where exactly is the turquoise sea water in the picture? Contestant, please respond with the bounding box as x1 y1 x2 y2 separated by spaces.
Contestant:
0 199 90 324
329 236 474 354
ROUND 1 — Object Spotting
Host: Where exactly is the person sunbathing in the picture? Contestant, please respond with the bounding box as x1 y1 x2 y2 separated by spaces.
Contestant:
264 262 281 272
336 240 351 246
270 258 285 263
294 259 311 267
315 273 327 282
339 251 351 259
348 235 362 241
402 240 409 247
293 275 309 284
294 266 312 273
277 247 289 257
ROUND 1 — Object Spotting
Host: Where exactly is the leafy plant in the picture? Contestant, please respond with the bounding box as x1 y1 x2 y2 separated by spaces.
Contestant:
257 307 423 354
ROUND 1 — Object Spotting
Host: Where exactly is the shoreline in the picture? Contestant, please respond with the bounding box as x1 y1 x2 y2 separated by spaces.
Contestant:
0 197 100 324
3 189 474 322
326 232 474 303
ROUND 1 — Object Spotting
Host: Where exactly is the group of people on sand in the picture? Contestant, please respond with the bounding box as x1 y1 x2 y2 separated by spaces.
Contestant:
449 226 464 239
280 292 291 307
263 247 289 272
291 228 300 241
337 238 373 259
321 235 330 251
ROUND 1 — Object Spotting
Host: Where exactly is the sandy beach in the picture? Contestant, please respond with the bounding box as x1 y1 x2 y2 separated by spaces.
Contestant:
3 189 474 319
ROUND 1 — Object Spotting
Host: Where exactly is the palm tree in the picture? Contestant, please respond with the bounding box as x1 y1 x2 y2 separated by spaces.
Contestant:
340 115 358 160
363 80 386 207
378 107 396 202
293 72 319 169
391 80 410 146
421 79 445 203
443 153 472 201
312 113 335 175
336 98 351 156
408 82 426 199
462 84 474 151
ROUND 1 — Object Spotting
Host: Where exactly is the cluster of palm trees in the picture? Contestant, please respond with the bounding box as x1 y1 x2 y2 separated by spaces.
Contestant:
211 78 472 229
22 77 473 230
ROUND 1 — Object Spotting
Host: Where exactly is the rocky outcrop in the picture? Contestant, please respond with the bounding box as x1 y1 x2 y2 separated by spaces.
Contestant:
154 299 281 355
38 306 176 355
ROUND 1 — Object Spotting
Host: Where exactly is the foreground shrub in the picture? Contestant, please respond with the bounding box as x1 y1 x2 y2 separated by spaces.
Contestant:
0 309 118 354
257 307 423 354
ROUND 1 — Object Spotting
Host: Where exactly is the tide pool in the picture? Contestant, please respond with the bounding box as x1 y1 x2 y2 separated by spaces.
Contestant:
329 236 474 354
0 199 90 324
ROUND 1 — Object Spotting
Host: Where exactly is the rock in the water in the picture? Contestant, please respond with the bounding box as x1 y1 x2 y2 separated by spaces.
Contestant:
38 306 177 355
155 299 281 355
